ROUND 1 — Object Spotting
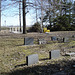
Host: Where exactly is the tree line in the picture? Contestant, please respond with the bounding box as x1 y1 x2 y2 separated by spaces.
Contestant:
30 0 75 32
1 0 75 33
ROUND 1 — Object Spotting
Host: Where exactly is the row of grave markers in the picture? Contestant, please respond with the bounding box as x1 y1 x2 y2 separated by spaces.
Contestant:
24 37 61 66
24 36 75 66
24 36 75 45
26 50 60 66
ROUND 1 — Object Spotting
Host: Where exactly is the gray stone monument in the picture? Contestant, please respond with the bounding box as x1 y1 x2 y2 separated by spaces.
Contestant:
24 37 34 45
49 50 60 59
26 54 39 66
72 35 75 38
38 39 46 44
51 36 57 41
63 37 69 42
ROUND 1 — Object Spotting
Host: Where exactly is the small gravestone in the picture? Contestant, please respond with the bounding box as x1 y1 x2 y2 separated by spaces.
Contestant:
49 50 60 59
51 36 57 41
57 37 64 43
72 35 75 38
24 37 34 45
63 37 69 42
26 54 39 66
38 39 46 44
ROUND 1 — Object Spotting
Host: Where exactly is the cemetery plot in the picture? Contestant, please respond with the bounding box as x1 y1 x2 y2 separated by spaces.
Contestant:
24 37 34 45
26 54 39 66
0 31 75 74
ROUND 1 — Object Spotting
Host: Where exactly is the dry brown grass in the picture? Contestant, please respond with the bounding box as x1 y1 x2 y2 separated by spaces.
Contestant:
0 31 75 75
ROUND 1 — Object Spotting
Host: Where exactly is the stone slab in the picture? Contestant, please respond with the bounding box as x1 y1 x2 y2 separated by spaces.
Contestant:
26 54 39 66
65 52 75 56
63 37 69 42
72 35 75 38
24 37 34 45
51 36 57 41
38 39 46 44
49 50 60 59
57 37 63 43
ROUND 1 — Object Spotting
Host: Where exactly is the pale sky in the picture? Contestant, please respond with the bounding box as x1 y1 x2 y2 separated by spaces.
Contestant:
1 0 75 27
1 0 38 27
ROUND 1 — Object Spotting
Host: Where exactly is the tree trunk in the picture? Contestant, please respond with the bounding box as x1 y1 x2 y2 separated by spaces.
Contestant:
22 0 26 34
0 0 1 31
19 0 21 32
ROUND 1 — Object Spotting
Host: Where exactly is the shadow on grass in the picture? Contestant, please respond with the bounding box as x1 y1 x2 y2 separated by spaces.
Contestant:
16 44 24 46
15 63 27 68
39 58 50 61
1 60 75 75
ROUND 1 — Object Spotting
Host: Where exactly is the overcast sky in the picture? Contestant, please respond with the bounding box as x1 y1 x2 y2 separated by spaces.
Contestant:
1 0 75 27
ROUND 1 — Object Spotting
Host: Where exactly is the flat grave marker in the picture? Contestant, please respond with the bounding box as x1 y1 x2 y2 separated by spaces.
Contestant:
65 52 75 57
26 54 39 66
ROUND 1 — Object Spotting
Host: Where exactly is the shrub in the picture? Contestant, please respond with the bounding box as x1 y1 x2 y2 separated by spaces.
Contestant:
28 22 41 32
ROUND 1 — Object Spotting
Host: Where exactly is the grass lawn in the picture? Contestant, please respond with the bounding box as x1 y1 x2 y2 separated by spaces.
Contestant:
0 31 75 75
